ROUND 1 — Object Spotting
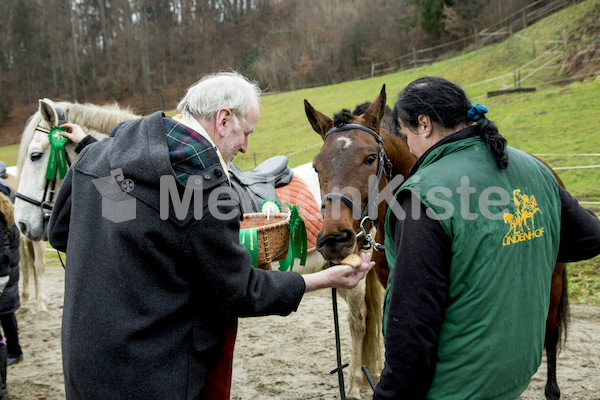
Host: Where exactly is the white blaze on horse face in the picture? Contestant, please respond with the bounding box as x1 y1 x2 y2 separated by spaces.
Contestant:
14 129 52 241
337 136 353 149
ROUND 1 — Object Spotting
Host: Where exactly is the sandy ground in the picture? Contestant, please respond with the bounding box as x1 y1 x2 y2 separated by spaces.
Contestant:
6 262 600 400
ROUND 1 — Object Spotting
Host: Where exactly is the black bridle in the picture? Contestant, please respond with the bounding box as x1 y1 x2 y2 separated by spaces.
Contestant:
15 110 70 221
320 123 392 251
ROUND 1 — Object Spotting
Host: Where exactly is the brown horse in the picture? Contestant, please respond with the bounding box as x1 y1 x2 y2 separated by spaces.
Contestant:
304 85 568 400
304 85 415 398
305 85 415 288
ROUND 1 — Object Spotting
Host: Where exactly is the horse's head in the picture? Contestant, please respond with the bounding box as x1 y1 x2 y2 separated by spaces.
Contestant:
305 85 407 263
14 98 140 241
14 99 79 241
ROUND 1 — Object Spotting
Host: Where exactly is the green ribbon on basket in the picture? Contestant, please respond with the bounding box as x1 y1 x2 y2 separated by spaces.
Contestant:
278 204 307 272
239 227 259 268
46 126 69 180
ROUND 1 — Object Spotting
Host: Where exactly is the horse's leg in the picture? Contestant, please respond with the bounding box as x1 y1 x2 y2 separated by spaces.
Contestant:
338 281 367 400
18 238 32 310
361 269 383 385
279 252 380 398
544 261 569 400
32 240 48 313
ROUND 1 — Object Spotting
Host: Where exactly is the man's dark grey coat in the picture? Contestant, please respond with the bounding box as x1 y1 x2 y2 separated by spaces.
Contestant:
48 112 305 399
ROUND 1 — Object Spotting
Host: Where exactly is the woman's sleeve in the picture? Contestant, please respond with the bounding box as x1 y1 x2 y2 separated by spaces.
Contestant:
374 192 451 399
557 186 600 262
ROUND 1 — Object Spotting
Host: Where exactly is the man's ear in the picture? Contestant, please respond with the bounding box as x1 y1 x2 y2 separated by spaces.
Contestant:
215 108 233 137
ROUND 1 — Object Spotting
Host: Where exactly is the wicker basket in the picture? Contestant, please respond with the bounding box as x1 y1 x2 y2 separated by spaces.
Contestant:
240 212 290 270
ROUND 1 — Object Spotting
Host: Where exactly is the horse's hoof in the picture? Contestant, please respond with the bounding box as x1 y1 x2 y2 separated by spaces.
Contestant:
545 383 560 400
36 301 48 313
346 387 362 400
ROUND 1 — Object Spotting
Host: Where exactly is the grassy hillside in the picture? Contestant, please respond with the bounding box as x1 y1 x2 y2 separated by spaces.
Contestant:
231 0 600 207
5 0 599 302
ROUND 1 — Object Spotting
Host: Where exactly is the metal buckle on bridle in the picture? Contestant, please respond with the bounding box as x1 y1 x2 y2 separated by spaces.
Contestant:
359 216 385 252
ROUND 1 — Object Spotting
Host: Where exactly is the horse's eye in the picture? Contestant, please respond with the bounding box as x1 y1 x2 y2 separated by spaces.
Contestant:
365 155 377 165
30 152 44 162
313 165 319 174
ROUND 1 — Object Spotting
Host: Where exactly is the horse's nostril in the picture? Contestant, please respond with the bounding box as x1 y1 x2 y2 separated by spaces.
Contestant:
316 228 357 257
17 222 28 236
340 228 356 243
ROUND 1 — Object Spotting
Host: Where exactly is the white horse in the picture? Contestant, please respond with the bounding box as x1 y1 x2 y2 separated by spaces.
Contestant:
13 99 140 313
14 98 382 399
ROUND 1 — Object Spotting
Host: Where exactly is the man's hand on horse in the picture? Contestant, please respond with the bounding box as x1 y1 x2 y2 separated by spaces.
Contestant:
59 123 87 144
303 253 374 292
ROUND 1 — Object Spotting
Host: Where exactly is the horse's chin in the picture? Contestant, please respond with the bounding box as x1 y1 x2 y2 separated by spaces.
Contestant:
16 219 47 242
319 246 357 265
25 230 46 242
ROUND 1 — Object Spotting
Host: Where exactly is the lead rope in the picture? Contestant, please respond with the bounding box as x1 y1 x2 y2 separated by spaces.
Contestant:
329 285 348 399
57 250 65 269
362 365 376 391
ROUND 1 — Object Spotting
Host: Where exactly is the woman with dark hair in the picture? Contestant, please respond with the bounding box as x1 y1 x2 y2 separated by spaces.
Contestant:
374 76 600 399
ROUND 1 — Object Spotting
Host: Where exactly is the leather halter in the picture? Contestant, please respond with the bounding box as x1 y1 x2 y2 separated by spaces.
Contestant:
15 109 70 220
320 123 391 251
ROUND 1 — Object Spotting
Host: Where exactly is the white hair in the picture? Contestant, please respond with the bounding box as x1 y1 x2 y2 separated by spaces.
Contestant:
176 71 262 127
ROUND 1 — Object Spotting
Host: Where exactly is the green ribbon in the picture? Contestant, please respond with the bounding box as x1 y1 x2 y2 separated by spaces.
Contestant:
46 126 69 180
239 227 258 268
278 204 307 272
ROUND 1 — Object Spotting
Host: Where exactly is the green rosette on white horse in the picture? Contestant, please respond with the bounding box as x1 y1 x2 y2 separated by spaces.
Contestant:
45 127 69 180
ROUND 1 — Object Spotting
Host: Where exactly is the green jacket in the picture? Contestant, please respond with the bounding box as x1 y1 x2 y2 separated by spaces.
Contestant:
384 136 561 399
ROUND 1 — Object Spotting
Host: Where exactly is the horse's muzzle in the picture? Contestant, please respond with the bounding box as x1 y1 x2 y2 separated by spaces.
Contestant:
316 228 356 261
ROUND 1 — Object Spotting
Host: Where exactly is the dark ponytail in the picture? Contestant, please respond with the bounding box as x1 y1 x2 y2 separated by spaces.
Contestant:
474 117 508 169
393 76 509 169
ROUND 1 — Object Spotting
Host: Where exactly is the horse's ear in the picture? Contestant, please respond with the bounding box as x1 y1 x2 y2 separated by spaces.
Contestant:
39 98 59 127
304 99 334 140
361 85 386 131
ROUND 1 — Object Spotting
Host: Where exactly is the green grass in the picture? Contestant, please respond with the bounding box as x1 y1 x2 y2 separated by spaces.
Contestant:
0 144 19 167
569 254 600 305
9 0 600 304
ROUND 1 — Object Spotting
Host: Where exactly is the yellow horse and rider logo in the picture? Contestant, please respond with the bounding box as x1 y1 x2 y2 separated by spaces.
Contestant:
502 189 544 246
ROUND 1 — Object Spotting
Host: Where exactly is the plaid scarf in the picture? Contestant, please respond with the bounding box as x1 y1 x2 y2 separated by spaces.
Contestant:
164 117 221 184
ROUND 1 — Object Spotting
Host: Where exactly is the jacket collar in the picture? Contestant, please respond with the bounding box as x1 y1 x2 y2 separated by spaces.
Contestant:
409 125 478 175
172 114 230 180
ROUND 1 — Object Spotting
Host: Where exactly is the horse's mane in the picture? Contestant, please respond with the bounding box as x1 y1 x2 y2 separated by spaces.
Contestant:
352 102 393 118
333 102 394 129
67 102 139 139
17 112 45 175
17 101 140 175
352 102 371 116
333 109 355 127
351 101 394 133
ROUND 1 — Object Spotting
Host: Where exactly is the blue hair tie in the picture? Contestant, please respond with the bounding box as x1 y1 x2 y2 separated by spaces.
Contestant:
467 103 488 122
